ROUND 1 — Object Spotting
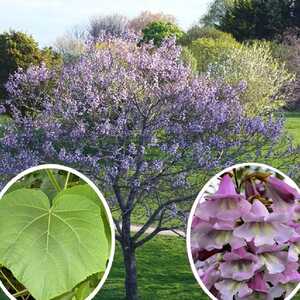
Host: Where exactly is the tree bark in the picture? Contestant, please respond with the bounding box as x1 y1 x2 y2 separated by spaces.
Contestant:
122 243 138 300
121 215 138 300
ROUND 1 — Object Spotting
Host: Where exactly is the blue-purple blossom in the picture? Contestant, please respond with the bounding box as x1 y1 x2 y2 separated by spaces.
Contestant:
0 37 286 189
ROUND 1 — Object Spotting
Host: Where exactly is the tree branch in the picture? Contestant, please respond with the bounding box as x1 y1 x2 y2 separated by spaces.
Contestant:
113 217 122 236
134 225 183 248
132 193 197 242
112 180 126 211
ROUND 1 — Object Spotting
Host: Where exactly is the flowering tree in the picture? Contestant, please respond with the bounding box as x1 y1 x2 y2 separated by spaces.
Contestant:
191 169 300 300
0 36 296 300
129 11 177 33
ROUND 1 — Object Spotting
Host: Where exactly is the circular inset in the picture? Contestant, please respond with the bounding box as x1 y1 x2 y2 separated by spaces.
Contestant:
0 164 115 300
187 163 300 300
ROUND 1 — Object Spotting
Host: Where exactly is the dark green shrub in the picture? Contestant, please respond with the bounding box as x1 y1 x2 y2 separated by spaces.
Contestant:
141 21 184 46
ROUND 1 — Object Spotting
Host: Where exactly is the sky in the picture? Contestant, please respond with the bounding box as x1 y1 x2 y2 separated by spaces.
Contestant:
0 0 211 47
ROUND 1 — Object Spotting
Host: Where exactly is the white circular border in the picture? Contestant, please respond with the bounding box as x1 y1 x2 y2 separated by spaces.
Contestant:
0 164 116 300
186 162 300 300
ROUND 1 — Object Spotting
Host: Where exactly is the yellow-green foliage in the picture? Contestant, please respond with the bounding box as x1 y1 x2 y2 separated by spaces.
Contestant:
180 26 236 46
180 47 197 73
189 37 240 72
208 41 295 115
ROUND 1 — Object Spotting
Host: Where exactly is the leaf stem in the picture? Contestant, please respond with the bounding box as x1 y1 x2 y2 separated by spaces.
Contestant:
0 269 19 293
12 289 29 297
64 172 71 190
233 168 240 192
46 170 62 192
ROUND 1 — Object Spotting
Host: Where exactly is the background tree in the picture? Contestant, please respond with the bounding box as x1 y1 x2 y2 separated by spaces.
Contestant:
180 25 236 46
54 25 87 63
180 47 198 73
200 0 233 26
271 29 300 109
129 11 177 33
141 21 184 46
0 37 292 300
295 0 300 28
219 0 296 41
88 14 129 40
188 35 239 72
0 30 61 103
206 41 294 114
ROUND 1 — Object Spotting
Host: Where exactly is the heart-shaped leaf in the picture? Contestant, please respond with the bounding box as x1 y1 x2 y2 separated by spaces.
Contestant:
0 185 110 300
59 185 111 250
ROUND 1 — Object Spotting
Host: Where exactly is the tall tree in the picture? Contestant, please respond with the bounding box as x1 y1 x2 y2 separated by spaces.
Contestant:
200 0 233 26
0 37 294 300
219 0 296 41
54 26 87 63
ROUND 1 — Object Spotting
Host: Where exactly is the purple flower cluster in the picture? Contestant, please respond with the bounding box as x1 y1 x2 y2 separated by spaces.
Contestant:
191 173 300 300
0 36 292 203
5 63 56 116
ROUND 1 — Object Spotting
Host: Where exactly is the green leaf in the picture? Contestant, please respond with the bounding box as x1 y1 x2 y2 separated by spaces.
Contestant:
58 185 112 251
0 187 110 300
53 272 103 300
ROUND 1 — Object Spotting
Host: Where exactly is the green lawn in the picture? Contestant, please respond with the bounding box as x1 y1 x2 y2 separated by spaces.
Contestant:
95 235 203 300
286 112 300 145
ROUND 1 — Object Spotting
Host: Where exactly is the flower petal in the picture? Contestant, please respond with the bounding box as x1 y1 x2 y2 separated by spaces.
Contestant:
215 174 238 196
215 280 252 300
288 244 300 262
220 260 259 281
258 250 289 275
266 176 300 213
248 272 269 293
242 200 269 222
234 218 294 247
264 262 300 285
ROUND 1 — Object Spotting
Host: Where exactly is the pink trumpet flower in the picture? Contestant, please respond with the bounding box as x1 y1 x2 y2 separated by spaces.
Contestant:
199 174 251 221
265 176 300 212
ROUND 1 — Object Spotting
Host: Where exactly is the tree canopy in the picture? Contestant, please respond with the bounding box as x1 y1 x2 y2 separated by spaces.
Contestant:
141 21 184 46
0 30 61 102
219 0 298 41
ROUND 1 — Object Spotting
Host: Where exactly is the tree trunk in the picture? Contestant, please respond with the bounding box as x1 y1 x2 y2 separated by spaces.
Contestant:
121 215 138 300
122 243 138 300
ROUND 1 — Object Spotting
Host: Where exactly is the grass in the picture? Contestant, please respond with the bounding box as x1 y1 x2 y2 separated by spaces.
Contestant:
95 235 203 300
285 112 300 145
